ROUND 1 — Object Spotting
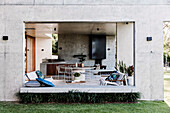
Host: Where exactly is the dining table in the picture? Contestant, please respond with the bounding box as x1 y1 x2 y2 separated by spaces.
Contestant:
64 66 95 81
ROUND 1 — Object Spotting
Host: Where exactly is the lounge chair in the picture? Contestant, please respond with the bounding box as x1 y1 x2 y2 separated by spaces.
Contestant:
99 72 128 86
25 71 41 87
25 71 54 87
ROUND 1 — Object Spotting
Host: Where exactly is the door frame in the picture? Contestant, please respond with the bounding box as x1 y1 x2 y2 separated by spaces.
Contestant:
25 34 36 73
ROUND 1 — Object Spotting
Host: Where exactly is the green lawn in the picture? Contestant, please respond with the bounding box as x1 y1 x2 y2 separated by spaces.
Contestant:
164 72 170 75
0 101 170 113
164 67 170 75
164 68 170 106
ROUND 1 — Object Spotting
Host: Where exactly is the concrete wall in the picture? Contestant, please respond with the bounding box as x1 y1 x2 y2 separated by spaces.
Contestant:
0 1 168 101
58 34 91 64
117 23 133 66
103 36 115 70
36 37 52 70
0 0 170 5
58 34 115 68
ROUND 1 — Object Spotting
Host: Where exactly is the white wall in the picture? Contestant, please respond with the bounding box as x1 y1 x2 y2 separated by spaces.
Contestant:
117 23 133 66
103 36 115 70
0 2 167 100
36 37 52 70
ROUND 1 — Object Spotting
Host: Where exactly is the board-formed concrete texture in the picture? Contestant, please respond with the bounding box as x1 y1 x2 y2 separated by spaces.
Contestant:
58 34 90 63
0 0 169 101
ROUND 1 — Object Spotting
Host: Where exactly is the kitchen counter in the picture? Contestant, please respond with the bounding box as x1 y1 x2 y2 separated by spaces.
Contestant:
40 62 67 75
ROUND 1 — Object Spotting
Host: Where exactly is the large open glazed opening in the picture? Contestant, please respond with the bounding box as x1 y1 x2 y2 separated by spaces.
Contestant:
23 22 135 92
163 22 170 106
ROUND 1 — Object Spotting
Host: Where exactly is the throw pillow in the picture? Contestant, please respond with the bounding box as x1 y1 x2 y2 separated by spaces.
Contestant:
36 78 55 87
36 70 45 79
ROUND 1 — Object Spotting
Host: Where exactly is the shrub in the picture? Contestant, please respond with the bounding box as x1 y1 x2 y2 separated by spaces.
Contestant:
74 72 81 77
17 91 140 104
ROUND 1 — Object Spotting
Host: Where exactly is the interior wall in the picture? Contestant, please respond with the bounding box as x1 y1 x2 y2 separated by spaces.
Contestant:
58 34 95 66
36 37 52 70
103 36 115 70
58 34 115 68
117 23 134 66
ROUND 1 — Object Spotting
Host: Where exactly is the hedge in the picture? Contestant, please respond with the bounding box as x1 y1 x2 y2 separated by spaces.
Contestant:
17 91 140 104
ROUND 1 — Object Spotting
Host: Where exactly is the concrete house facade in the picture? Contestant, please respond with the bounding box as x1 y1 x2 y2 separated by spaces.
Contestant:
0 0 169 101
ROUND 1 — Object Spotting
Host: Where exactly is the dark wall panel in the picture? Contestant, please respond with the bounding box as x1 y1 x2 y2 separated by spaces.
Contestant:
90 35 106 60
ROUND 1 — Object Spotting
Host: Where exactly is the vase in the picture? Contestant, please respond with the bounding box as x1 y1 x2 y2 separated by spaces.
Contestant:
74 76 81 80
128 76 134 86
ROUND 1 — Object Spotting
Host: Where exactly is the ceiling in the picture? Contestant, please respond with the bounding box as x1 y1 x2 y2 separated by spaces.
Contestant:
25 22 116 38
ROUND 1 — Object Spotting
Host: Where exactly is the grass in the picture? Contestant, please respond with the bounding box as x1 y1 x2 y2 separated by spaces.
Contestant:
164 72 170 75
0 101 170 113
164 78 170 81
164 69 170 107
164 68 170 75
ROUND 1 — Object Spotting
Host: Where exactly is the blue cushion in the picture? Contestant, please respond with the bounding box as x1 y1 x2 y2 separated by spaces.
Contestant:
105 73 119 81
25 81 40 87
36 70 45 79
36 78 55 87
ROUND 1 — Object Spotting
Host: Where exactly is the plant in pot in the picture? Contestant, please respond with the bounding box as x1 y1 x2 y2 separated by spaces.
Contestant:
126 65 134 86
74 72 81 80
73 54 86 67
115 61 127 73
79 56 86 67
126 65 134 76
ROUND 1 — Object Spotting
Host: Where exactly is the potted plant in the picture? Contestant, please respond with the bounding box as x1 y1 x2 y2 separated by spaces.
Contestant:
126 65 134 76
79 56 86 67
115 61 127 73
73 54 86 67
74 72 81 80
126 65 134 86
115 61 134 85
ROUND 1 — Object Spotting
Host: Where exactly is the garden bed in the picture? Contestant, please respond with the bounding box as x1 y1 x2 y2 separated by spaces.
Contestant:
17 91 140 103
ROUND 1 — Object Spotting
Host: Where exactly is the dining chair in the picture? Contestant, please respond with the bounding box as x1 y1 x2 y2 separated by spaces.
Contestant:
56 65 66 80
64 65 74 80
